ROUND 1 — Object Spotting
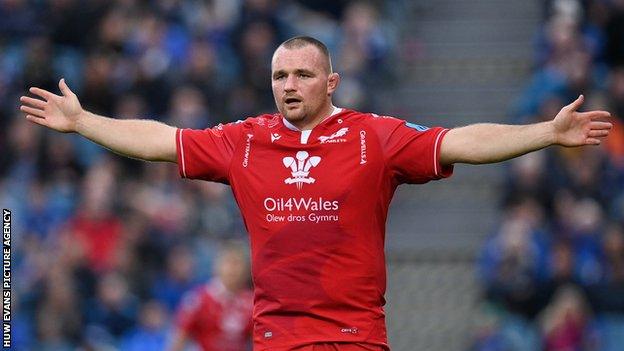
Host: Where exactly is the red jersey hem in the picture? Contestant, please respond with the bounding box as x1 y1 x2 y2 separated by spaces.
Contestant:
255 337 389 351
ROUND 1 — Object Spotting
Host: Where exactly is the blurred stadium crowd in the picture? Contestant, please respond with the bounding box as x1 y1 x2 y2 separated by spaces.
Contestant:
473 1 624 350
3 0 624 350
0 0 397 350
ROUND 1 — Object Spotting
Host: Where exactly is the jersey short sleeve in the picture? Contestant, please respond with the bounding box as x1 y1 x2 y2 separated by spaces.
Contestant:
176 121 244 183
370 116 453 184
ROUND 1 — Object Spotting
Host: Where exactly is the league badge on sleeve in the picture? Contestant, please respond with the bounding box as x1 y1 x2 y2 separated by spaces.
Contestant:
405 122 429 131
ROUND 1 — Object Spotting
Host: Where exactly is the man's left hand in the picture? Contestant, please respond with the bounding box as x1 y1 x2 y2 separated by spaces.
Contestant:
552 95 612 146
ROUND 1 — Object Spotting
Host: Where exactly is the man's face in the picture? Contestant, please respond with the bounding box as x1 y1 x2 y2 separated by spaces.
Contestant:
217 252 248 292
271 45 335 125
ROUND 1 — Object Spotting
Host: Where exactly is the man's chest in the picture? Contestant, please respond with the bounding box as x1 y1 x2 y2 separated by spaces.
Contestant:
229 124 379 198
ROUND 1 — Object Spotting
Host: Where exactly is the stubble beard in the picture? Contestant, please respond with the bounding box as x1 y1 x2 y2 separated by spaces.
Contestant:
281 104 309 123
279 100 330 129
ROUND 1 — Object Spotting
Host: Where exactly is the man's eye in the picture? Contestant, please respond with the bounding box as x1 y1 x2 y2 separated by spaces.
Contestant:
299 73 310 78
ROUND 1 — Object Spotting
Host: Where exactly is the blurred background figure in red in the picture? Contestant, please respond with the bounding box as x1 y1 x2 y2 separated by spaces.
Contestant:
169 241 252 351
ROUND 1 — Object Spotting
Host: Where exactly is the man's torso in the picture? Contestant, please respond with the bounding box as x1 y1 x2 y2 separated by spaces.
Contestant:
176 109 451 350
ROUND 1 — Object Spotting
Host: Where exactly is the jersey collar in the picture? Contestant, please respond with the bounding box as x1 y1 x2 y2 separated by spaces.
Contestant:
282 106 343 131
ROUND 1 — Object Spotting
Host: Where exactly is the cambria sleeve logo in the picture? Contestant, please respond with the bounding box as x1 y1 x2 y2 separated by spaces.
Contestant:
283 151 321 189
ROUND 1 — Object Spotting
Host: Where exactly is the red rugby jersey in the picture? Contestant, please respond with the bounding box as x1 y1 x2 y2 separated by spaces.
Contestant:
176 108 453 350
176 279 253 351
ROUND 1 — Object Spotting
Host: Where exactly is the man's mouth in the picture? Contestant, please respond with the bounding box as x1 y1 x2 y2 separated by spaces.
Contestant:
284 97 302 105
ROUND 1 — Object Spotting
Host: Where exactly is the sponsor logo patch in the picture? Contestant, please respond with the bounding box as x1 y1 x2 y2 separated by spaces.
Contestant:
318 127 349 144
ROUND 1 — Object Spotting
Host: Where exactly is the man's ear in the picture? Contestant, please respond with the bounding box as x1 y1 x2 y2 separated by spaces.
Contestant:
327 73 340 95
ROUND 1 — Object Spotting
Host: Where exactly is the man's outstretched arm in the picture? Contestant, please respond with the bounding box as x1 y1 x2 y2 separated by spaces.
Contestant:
20 79 177 162
439 95 612 166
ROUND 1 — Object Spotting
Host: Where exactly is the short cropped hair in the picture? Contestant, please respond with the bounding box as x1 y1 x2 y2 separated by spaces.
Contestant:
277 36 333 73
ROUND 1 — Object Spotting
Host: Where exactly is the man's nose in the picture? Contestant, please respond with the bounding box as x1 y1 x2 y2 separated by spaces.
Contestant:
284 74 297 92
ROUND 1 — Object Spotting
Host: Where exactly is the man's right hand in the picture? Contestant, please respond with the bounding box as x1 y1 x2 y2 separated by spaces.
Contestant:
19 77 177 162
20 78 84 133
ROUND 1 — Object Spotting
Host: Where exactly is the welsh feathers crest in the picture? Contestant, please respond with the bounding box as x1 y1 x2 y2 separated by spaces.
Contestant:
283 151 321 189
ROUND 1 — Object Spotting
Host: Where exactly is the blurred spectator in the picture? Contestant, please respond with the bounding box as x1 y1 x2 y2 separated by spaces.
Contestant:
167 85 212 128
114 93 149 120
469 306 541 351
48 0 110 49
0 0 43 40
151 245 198 311
503 151 555 213
11 292 34 351
68 158 123 273
169 241 253 351
4 115 41 182
587 224 624 313
567 198 606 287
21 37 57 93
177 39 227 117
469 311 510 351
120 300 170 351
333 1 392 110
126 162 193 236
479 196 549 318
603 68 624 174
602 225 624 287
232 19 280 112
80 52 117 116
539 285 597 351
605 0 624 66
197 181 245 239
34 265 83 348
548 147 615 210
86 271 139 339
545 241 577 296
514 0 608 121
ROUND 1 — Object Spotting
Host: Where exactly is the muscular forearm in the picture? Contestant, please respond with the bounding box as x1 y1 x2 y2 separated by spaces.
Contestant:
76 111 177 162
440 121 556 165
439 96 612 166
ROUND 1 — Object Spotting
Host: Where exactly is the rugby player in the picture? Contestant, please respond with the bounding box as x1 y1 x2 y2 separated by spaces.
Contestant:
20 36 611 351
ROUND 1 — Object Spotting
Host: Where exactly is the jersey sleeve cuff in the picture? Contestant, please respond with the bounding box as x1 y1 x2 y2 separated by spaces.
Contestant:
176 128 188 178
434 128 453 179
